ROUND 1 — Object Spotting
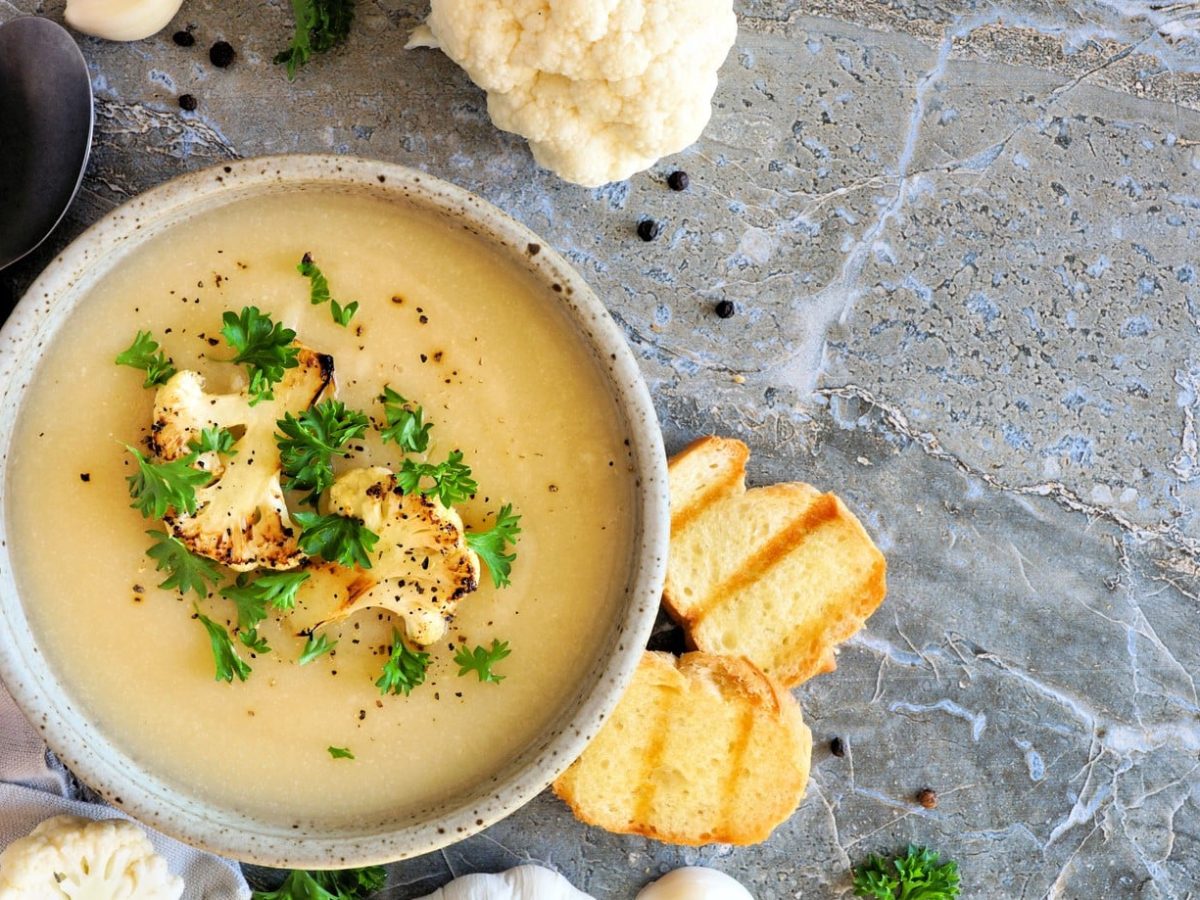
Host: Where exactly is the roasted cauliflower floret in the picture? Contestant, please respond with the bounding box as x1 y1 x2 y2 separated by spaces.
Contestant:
290 466 480 646
151 346 333 571
0 815 183 899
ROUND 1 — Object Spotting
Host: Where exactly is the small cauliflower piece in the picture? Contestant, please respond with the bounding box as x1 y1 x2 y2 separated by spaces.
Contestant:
0 815 183 900
290 467 480 646
412 0 738 187
152 346 333 571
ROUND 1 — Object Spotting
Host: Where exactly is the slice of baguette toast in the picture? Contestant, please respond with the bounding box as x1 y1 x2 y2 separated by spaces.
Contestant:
553 651 812 845
664 436 886 687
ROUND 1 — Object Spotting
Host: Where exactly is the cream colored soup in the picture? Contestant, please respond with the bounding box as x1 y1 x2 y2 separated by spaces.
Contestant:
6 190 635 827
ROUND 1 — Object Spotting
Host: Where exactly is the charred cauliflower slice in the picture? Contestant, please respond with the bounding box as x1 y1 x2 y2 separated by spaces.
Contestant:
151 346 333 571
290 466 480 646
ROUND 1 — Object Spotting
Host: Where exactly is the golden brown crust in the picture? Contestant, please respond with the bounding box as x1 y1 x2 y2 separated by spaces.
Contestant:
667 436 749 534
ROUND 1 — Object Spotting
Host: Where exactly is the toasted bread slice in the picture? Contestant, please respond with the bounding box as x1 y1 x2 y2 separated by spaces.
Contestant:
553 651 811 846
664 436 886 687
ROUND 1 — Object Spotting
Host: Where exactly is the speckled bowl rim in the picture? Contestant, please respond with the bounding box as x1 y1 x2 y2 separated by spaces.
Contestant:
0 155 669 868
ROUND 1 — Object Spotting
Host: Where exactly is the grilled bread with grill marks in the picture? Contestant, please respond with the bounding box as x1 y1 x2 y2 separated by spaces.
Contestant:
664 436 886 687
553 651 811 845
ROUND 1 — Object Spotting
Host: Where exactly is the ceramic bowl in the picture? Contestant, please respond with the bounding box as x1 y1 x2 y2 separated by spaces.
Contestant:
0 155 669 867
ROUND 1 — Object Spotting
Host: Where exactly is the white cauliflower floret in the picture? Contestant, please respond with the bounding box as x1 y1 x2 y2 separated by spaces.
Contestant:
289 467 481 646
0 815 182 900
410 0 738 186
151 346 333 571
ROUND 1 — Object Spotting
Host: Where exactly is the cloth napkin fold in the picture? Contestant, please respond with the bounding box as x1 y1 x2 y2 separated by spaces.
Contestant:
0 681 251 899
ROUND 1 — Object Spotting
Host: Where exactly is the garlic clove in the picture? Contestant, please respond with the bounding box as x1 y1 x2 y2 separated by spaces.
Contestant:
636 867 756 900
64 0 184 42
418 864 595 900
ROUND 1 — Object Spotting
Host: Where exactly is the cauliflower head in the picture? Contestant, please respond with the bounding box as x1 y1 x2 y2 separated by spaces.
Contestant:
0 815 182 900
289 466 480 646
414 0 738 186
151 346 333 571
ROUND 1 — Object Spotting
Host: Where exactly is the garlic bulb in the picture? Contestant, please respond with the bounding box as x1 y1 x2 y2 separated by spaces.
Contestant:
636 867 756 900
64 0 184 42
418 865 594 900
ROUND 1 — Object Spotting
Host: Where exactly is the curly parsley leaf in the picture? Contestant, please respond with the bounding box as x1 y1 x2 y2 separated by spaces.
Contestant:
188 425 238 456
298 632 337 665
327 745 355 760
115 331 176 388
466 504 522 589
239 628 272 654
454 639 511 684
397 450 478 507
293 511 379 569
277 400 370 505
251 865 386 900
296 253 358 326
273 0 355 81
375 629 430 697
194 606 252 683
379 387 432 453
145 530 222 599
852 846 960 900
220 572 310 635
125 445 212 519
221 306 300 405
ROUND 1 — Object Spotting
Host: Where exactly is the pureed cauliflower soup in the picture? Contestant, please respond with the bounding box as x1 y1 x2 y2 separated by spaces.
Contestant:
6 189 636 827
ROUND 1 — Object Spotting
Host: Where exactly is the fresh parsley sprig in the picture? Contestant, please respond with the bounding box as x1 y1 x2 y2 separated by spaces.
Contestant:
115 331 176 387
240 629 272 654
220 571 311 633
221 307 300 405
297 253 358 326
146 530 221 599
379 387 432 453
189 425 238 456
273 0 355 81
375 629 430 696
252 865 386 900
194 606 252 683
293 511 379 569
125 445 212 519
454 639 511 684
298 632 337 665
327 746 355 760
852 846 961 900
277 400 370 505
466 504 521 588
398 450 478 507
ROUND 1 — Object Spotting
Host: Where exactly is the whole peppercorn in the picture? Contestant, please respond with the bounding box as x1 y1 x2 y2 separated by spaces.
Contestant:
636 218 661 242
667 170 690 191
178 94 198 112
714 299 735 319
172 30 195 47
916 788 938 809
829 736 846 758
209 40 235 68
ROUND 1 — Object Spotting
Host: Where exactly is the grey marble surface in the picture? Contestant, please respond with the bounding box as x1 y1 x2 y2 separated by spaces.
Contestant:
3 0 1200 897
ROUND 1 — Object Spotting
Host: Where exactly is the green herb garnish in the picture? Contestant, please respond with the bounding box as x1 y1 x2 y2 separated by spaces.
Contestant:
221 306 300 405
466 504 521 588
454 639 510 684
327 745 355 760
293 511 379 569
220 570 310 633
296 253 357 326
251 865 385 900
298 632 337 665
375 629 430 696
125 445 212 519
115 331 176 387
277 399 370 505
145 530 221 599
273 0 355 81
188 425 238 456
379 386 432 453
852 846 961 900
397 450 478 507
239 628 272 654
194 606 251 683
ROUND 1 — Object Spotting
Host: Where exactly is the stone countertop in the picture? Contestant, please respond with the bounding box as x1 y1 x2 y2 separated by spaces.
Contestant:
3 1 1199 897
